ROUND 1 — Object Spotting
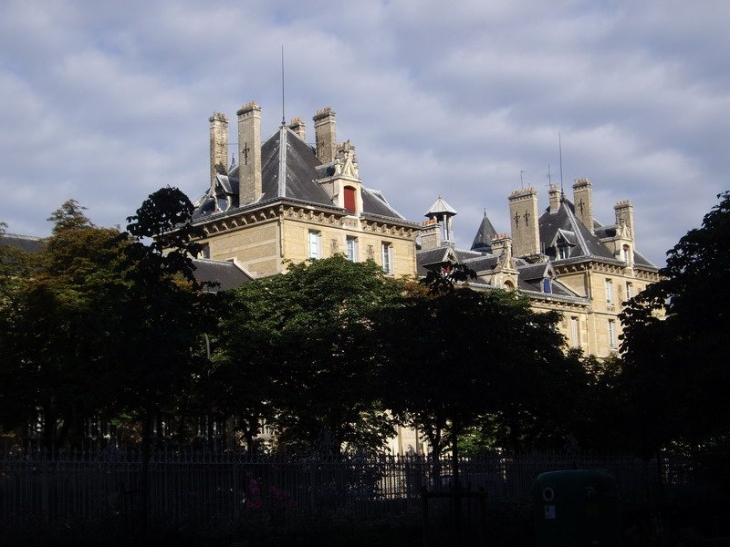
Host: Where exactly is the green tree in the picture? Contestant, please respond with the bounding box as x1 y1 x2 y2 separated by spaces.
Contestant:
378 285 586 482
108 187 219 442
620 191 730 455
214 255 402 454
0 202 125 449
105 187 223 528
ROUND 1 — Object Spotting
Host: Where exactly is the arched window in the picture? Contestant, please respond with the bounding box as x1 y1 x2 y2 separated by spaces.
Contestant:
344 186 357 214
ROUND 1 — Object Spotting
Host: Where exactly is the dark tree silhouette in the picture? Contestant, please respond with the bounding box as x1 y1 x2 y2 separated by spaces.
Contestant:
620 191 730 455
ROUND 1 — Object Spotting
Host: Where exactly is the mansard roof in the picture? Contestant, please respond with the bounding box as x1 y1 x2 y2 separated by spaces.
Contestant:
191 258 252 291
538 197 657 269
462 254 500 273
539 198 615 261
192 126 406 222
416 242 483 277
0 233 43 254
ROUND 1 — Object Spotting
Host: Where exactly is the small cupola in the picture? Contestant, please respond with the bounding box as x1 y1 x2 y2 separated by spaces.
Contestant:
425 196 457 242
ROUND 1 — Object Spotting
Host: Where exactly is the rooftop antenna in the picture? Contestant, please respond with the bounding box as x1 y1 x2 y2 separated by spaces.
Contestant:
281 45 286 126
520 170 525 189
546 164 553 185
559 133 564 195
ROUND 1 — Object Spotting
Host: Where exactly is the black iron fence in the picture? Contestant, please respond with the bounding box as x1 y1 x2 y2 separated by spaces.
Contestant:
0 450 694 531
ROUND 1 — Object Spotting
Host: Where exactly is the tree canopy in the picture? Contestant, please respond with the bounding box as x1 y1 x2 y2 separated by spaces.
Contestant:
0 190 223 451
0 202 125 448
377 281 588 478
213 255 403 454
620 191 730 454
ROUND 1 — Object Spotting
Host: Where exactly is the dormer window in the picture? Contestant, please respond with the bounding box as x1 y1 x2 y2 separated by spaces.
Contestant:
543 277 552 293
622 244 633 265
557 244 569 260
344 186 357 214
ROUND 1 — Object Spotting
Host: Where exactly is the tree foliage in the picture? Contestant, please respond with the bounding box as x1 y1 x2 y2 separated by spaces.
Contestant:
378 282 588 477
0 190 223 451
108 187 220 431
0 202 126 448
214 256 402 454
620 191 730 454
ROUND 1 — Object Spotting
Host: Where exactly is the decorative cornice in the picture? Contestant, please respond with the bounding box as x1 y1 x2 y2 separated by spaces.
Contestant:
194 198 418 240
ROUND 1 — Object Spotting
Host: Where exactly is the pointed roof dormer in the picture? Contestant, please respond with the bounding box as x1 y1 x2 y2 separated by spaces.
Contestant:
471 210 498 254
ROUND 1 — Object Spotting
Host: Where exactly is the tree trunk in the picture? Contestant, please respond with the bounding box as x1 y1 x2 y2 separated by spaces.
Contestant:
451 426 461 490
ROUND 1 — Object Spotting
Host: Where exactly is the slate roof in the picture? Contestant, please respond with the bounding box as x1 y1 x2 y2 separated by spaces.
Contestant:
538 198 613 261
416 242 487 276
425 196 457 217
193 126 406 222
191 258 252 291
462 255 500 273
470 213 498 253
538 197 657 270
0 233 44 253
416 245 456 276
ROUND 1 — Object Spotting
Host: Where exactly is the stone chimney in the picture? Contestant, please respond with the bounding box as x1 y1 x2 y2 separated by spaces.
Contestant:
313 107 337 164
508 187 540 257
614 200 634 239
420 218 441 250
209 112 229 188
289 117 306 140
491 233 513 260
548 184 561 214
614 200 635 265
572 178 594 234
237 102 262 205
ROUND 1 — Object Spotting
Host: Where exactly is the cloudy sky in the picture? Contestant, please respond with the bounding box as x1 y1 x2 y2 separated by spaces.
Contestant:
2 0 728 266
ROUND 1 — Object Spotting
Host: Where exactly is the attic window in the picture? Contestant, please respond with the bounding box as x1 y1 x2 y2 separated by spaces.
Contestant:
557 244 569 260
344 186 356 214
543 277 552 294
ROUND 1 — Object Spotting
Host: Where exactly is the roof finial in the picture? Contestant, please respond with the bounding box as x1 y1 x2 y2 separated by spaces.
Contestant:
281 45 286 126
559 132 564 195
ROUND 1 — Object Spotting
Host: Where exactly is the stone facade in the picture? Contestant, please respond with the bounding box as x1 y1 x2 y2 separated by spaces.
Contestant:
419 179 660 359
192 102 419 279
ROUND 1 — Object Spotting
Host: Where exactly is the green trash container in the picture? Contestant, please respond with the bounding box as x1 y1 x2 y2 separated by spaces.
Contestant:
533 469 620 546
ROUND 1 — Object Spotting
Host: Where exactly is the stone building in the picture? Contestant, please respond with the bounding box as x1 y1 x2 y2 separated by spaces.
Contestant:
190 103 420 279
418 179 660 358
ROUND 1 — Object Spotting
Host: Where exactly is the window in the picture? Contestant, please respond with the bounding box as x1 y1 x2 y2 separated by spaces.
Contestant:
623 244 632 264
344 186 357 214
557 244 569 260
605 279 614 304
608 319 617 349
543 277 552 293
346 236 358 262
381 242 394 275
626 282 634 300
570 317 580 348
308 230 321 259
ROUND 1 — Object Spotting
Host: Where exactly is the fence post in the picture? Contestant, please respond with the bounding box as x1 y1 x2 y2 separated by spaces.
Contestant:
233 462 240 522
